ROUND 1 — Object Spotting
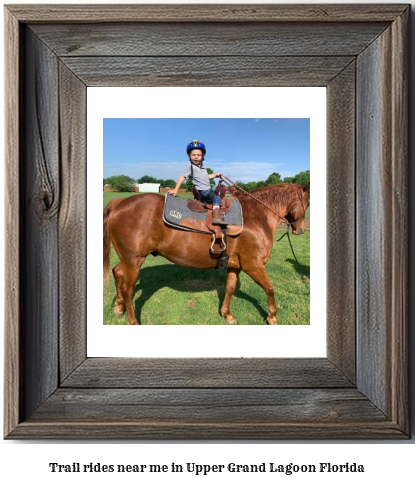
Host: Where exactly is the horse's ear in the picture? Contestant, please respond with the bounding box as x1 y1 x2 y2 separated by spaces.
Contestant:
303 181 310 192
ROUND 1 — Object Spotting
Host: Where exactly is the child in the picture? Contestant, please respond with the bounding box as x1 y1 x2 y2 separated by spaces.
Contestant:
168 140 227 226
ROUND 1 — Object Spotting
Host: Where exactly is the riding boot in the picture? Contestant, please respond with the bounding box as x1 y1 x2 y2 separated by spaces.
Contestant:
212 208 228 226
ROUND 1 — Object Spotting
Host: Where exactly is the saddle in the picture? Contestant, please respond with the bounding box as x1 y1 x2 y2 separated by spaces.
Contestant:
186 183 232 253
163 193 243 256
187 197 231 215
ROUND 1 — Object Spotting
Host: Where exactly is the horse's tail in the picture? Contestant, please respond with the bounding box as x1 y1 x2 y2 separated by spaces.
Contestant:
103 198 123 284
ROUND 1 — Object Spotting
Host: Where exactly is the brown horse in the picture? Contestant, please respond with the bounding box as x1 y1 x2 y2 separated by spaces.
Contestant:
103 182 310 325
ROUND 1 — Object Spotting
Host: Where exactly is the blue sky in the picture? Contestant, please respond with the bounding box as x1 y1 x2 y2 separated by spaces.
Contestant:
103 118 309 183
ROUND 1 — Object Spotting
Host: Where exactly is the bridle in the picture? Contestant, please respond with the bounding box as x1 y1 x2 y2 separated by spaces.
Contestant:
285 195 308 229
220 174 307 229
220 175 308 269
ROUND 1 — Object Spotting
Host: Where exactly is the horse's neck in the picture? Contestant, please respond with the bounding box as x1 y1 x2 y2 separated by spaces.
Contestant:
241 197 283 236
240 187 297 228
254 188 291 216
265 190 298 233
276 192 297 216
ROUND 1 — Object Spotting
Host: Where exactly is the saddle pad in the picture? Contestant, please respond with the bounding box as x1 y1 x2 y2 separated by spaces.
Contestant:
163 193 243 234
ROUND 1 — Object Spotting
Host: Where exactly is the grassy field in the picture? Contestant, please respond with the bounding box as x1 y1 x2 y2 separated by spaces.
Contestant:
103 191 310 325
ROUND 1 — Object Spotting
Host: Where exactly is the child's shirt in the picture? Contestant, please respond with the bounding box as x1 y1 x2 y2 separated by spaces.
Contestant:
181 163 211 190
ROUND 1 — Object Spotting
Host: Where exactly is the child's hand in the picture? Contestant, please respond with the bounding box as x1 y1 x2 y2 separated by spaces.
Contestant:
167 189 177 196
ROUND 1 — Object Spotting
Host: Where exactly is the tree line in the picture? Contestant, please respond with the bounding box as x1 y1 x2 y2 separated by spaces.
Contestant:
103 169 310 193
234 170 310 192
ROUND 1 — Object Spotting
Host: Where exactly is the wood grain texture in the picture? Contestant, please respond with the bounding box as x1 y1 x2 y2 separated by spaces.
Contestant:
357 32 391 414
7 386 404 439
389 8 409 432
357 16 407 424
20 28 60 420
31 22 388 57
62 358 353 388
6 4 409 23
356 7 408 426
7 421 406 441
58 63 87 382
31 389 386 423
326 62 356 382
61 56 354 87
4 4 410 440
4 6 21 438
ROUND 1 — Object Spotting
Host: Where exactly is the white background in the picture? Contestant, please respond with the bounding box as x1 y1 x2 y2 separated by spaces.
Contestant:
1 0 414 486
87 87 326 357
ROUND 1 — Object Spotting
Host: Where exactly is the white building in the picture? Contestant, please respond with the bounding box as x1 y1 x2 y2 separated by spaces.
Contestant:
137 183 161 193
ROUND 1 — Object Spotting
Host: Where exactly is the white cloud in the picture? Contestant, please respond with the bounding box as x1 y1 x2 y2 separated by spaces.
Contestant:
104 160 296 183
212 161 282 182
103 161 186 180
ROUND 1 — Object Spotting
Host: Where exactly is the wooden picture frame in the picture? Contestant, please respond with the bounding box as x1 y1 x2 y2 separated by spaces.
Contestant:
4 4 409 439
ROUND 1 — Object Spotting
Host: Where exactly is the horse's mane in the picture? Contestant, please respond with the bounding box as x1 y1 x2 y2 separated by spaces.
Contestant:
236 183 303 213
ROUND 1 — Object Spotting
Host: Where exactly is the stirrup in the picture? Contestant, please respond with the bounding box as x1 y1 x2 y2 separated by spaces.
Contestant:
212 219 228 227
210 233 226 253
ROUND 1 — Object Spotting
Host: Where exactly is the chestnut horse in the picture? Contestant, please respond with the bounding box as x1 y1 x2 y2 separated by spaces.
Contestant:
103 182 309 325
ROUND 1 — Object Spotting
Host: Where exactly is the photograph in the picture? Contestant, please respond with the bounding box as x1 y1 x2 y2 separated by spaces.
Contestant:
102 118 311 327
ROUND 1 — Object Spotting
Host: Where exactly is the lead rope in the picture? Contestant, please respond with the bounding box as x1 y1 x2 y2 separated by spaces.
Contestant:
277 229 302 268
220 174 305 270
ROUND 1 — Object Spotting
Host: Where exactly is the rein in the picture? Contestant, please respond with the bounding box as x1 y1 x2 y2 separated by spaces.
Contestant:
219 175 289 224
220 174 306 228
220 174 307 270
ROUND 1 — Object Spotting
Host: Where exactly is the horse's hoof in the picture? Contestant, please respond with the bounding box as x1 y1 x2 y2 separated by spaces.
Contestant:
226 318 238 325
221 312 238 325
114 306 124 316
266 317 277 325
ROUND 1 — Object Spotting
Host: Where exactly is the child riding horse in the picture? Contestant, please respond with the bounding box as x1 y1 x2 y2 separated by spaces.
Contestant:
167 140 227 226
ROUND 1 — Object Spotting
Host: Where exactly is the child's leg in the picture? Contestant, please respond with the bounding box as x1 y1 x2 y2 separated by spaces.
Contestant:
198 190 226 225
210 192 227 226
205 191 222 208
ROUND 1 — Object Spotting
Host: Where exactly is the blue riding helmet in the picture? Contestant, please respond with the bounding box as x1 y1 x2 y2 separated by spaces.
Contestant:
186 140 206 156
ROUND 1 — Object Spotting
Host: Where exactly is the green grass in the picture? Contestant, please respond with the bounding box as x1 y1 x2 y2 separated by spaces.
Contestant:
103 191 310 325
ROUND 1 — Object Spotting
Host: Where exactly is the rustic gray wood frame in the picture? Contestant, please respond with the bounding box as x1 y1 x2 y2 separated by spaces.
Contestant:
4 4 409 440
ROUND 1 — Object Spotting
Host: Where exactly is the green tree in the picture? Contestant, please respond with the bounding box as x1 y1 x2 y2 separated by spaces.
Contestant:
265 172 282 185
184 176 193 191
160 179 176 188
293 170 310 188
234 180 248 192
283 176 295 183
104 175 136 192
137 175 159 184
255 180 267 189
243 181 258 192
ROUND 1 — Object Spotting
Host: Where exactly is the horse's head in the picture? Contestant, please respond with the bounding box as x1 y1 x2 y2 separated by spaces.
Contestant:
286 182 309 235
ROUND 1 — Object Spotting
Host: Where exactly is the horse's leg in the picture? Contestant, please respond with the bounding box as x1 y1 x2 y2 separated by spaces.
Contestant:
112 263 126 316
221 268 241 325
243 265 277 325
112 263 125 317
113 257 145 325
